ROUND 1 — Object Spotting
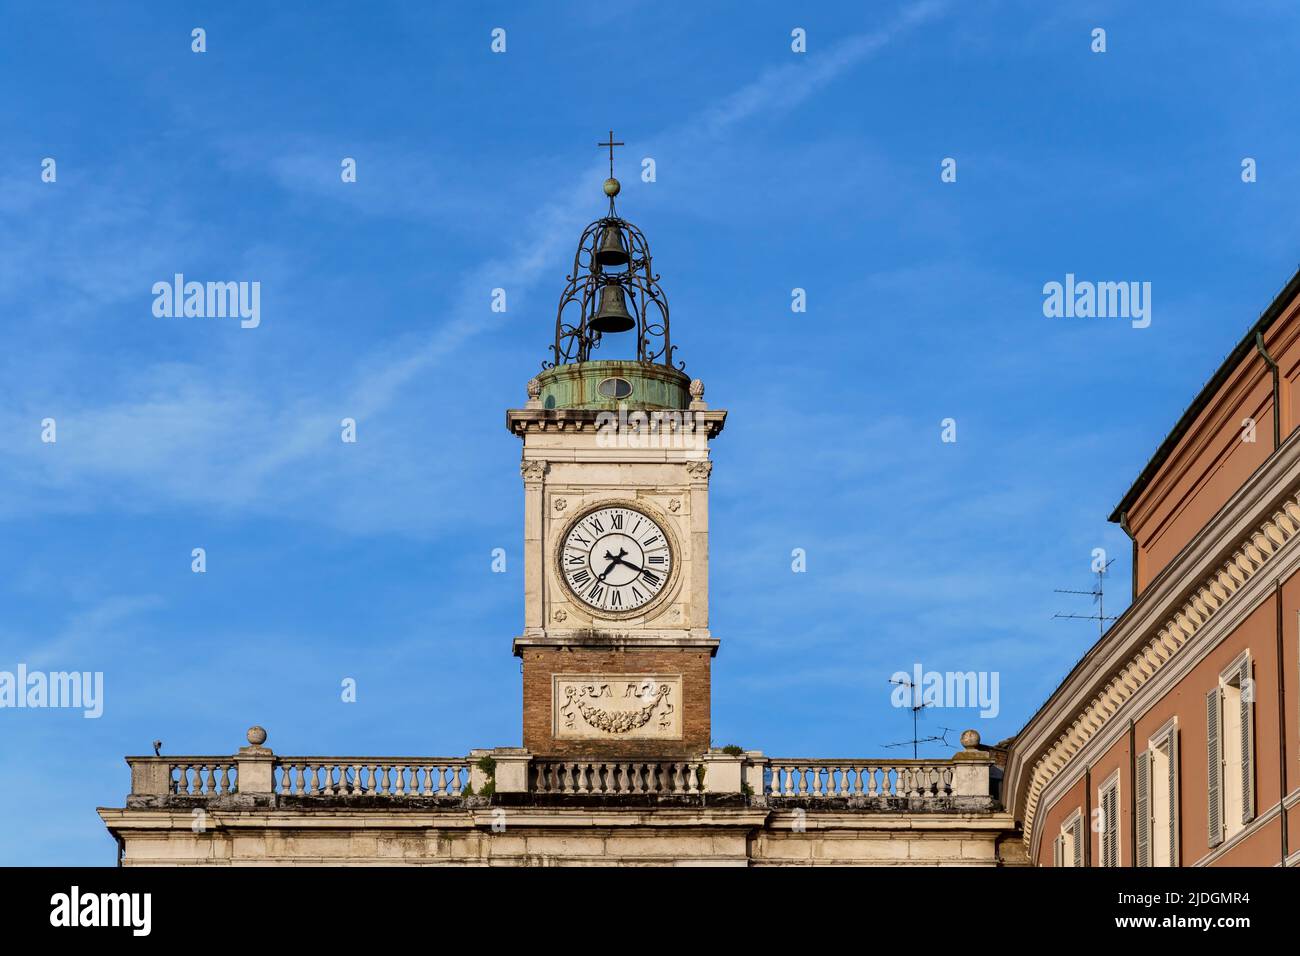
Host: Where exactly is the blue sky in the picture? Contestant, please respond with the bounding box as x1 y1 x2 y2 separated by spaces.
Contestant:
4 1 1300 864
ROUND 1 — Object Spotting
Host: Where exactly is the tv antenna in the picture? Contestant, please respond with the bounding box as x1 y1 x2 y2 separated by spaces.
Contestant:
883 675 957 758
1053 557 1119 638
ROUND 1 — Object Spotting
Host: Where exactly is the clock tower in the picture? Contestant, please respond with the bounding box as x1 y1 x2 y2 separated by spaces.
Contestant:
507 141 726 758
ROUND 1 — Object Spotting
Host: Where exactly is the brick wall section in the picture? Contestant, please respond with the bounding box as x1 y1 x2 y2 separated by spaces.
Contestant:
522 647 711 756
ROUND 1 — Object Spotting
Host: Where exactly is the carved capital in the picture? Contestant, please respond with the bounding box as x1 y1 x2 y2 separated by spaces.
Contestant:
520 459 549 482
685 460 713 481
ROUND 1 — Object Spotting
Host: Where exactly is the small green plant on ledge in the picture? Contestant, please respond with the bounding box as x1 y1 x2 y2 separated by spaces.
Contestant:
476 755 498 798
721 744 744 756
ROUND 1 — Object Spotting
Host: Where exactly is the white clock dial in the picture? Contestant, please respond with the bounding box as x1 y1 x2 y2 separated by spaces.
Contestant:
559 505 672 613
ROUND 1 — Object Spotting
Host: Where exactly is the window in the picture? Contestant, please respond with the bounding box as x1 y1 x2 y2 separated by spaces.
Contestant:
1055 810 1084 867
1098 774 1120 867
1207 654 1254 848
1137 722 1179 866
597 377 633 399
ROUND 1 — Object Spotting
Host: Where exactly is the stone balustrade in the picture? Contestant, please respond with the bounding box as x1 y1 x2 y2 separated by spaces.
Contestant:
532 759 705 795
123 726 997 810
763 760 953 798
169 760 239 796
274 758 469 797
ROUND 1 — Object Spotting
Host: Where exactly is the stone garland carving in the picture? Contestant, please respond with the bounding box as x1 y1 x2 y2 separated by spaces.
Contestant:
560 682 672 734
1022 492 1300 851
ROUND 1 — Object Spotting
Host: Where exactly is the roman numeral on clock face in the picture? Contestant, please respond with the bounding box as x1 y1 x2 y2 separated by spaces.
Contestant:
559 505 673 614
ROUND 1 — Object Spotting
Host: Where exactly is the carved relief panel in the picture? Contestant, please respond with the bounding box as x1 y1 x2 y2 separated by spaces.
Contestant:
552 674 683 740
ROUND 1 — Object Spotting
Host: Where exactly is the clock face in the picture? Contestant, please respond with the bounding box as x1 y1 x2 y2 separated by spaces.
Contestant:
559 505 673 614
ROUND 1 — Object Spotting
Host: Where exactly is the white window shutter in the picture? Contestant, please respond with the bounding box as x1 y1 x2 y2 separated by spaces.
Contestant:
1135 750 1151 867
1206 687 1222 847
1104 785 1118 867
1071 817 1083 869
1168 727 1180 866
1239 657 1254 825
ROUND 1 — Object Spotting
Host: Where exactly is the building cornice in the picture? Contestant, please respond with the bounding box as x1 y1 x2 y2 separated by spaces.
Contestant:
506 407 727 439
1006 428 1300 853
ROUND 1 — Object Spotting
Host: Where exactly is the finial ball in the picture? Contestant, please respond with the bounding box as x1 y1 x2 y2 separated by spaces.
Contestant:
960 729 980 750
603 177 621 197
689 378 705 400
526 377 541 400
247 725 267 747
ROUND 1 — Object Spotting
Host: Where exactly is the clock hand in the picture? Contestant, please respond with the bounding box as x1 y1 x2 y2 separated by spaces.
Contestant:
609 554 644 575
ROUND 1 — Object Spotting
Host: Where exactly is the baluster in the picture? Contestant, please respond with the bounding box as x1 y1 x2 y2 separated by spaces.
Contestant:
394 765 406 796
175 764 189 795
218 764 230 794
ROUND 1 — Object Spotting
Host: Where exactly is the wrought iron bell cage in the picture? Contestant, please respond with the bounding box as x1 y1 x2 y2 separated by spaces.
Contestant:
546 202 680 371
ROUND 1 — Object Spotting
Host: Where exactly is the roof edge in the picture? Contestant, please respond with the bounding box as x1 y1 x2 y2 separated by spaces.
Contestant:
1107 265 1300 523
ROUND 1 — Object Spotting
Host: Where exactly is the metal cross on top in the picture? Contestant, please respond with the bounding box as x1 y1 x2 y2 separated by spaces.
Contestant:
597 129 624 178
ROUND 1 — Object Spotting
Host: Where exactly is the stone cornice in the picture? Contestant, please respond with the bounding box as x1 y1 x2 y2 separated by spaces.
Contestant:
506 407 727 439
1005 429 1300 853
512 630 719 657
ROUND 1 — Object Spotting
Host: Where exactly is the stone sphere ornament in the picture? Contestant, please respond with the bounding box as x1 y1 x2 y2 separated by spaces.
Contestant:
603 177 621 197
247 725 268 747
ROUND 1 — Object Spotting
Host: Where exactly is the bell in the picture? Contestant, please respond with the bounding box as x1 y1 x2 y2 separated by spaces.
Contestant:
590 284 635 334
594 225 630 267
